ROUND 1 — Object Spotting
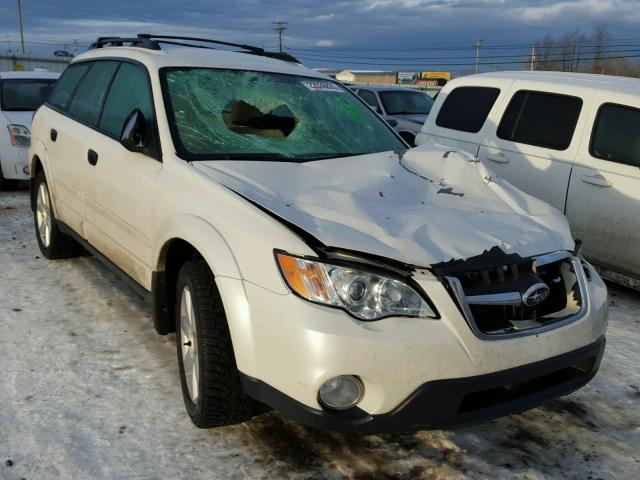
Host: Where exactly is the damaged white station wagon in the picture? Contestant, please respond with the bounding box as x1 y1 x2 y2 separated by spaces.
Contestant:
29 35 608 432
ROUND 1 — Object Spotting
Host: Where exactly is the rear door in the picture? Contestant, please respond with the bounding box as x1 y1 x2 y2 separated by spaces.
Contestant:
476 86 591 210
566 97 640 279
83 61 162 288
45 61 119 234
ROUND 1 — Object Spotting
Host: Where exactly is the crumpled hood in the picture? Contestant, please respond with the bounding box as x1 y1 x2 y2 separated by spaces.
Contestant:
193 146 574 267
393 113 427 125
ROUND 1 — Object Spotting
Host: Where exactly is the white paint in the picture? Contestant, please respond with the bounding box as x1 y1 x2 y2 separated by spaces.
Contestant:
418 70 640 283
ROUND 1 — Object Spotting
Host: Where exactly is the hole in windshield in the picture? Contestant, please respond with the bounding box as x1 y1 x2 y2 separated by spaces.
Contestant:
223 100 297 138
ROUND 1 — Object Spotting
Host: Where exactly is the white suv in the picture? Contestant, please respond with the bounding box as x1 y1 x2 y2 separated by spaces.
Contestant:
0 71 59 190
417 71 640 289
29 35 608 432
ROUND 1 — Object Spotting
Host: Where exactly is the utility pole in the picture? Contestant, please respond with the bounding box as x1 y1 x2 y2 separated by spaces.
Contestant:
273 21 287 53
529 44 536 71
474 39 483 74
17 0 25 54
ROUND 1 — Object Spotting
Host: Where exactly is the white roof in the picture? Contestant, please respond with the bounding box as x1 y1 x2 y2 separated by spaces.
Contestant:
0 71 60 80
470 70 640 96
73 46 329 79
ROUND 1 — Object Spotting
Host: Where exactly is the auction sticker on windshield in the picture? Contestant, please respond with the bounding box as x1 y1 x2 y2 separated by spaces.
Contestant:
301 80 344 92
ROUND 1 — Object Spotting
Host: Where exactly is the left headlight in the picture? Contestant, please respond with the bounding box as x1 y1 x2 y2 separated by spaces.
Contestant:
276 252 437 320
7 124 31 148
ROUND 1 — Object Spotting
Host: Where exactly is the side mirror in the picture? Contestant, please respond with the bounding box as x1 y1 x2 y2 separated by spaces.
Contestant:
120 109 147 152
387 119 398 127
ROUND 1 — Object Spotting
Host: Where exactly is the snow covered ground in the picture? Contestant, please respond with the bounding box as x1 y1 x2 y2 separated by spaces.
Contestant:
1 189 638 480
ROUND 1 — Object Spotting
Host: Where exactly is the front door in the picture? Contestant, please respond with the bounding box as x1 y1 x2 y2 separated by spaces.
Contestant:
83 61 161 289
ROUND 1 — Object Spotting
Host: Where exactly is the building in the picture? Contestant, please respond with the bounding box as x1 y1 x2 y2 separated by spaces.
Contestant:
335 70 397 85
0 53 71 73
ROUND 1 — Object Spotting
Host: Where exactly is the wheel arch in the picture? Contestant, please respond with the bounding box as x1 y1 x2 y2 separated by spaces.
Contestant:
151 216 243 335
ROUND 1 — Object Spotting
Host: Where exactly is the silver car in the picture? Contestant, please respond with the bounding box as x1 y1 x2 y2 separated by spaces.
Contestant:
350 85 434 146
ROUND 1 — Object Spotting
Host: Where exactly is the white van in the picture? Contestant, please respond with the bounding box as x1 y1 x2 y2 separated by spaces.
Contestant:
417 71 640 288
0 71 59 190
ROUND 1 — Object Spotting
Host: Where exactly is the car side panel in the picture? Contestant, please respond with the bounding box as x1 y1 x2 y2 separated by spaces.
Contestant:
566 92 640 280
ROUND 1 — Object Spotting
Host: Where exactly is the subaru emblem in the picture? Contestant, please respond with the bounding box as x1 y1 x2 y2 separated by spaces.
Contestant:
522 283 550 307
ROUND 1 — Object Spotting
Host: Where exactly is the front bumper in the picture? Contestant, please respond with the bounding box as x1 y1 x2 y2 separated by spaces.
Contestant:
217 258 607 432
0 143 29 180
241 336 605 433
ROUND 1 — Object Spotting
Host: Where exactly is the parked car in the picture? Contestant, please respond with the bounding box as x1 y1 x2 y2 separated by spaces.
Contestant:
0 71 59 190
29 35 607 433
350 85 434 146
53 50 74 58
417 71 640 289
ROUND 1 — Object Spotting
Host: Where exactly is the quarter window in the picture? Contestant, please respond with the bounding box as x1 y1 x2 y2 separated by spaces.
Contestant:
590 103 640 167
99 62 154 138
48 63 90 111
435 87 500 133
497 90 582 150
68 61 119 126
358 90 380 111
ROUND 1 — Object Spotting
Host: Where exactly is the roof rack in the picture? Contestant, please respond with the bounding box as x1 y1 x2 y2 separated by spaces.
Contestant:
89 34 299 63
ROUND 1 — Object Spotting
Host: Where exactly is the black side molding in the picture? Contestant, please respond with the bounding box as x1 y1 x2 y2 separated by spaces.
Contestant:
57 221 151 302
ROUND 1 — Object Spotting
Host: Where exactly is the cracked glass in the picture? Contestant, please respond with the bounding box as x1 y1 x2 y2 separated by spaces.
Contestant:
162 68 405 161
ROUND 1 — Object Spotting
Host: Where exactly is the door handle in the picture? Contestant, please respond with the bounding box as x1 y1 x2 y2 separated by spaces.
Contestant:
581 174 611 188
87 149 99 166
50 129 57 142
486 153 510 164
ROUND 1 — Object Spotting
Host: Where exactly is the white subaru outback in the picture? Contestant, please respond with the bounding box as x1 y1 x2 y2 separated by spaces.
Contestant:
29 35 608 432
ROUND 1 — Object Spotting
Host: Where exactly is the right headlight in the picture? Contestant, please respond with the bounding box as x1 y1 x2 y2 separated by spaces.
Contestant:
276 251 437 320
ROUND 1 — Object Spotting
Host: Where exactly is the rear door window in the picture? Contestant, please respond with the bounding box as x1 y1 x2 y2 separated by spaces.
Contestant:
48 63 90 111
590 103 640 167
99 62 154 138
497 90 582 150
435 86 500 133
68 61 119 127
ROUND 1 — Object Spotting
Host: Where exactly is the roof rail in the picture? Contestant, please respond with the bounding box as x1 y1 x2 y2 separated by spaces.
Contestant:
89 34 299 63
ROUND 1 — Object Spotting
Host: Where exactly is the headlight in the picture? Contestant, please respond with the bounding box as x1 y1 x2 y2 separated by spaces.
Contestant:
7 124 30 148
276 252 437 320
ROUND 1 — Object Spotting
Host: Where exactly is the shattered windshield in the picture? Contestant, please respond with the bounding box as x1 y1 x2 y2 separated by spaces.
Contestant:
161 68 405 161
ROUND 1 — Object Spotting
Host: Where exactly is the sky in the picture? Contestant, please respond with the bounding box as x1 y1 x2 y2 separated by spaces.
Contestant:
1 0 640 72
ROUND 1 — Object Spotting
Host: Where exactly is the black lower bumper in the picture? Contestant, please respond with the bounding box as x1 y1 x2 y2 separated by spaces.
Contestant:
241 336 605 433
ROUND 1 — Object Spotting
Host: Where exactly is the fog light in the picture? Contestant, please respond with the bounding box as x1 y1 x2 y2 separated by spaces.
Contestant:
318 375 364 410
22 166 29 175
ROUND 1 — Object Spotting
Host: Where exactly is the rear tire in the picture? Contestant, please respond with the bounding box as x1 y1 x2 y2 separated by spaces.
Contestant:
33 171 83 259
175 259 259 428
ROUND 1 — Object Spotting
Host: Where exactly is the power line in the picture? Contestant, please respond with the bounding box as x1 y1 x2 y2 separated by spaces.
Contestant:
288 39 640 53
287 47 640 61
292 53 640 68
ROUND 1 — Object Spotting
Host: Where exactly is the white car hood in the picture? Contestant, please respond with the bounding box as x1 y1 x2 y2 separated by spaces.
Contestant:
193 146 574 267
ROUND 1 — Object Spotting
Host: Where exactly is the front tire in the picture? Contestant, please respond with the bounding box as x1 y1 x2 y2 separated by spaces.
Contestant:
33 171 83 259
176 259 258 428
